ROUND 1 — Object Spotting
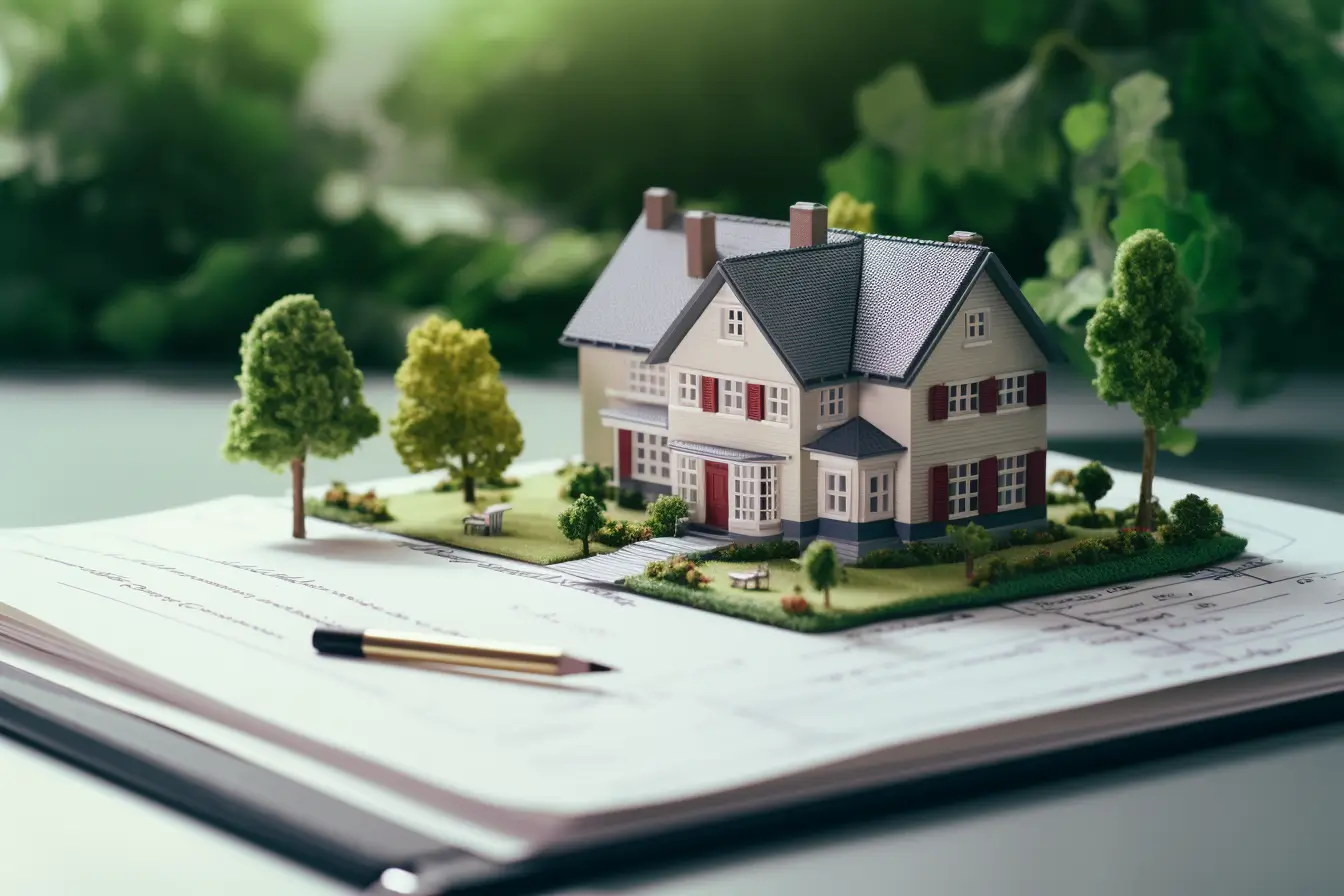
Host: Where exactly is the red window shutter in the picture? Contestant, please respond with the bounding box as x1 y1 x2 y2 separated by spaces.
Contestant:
979 377 998 414
928 384 949 422
929 464 949 522
746 383 765 421
1026 450 1047 506
980 455 998 515
700 376 718 413
1027 371 1047 407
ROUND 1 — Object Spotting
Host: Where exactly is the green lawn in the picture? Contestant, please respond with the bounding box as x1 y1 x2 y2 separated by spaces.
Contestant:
309 471 648 565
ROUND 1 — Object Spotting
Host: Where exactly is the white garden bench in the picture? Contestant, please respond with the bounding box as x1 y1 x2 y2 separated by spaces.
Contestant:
728 564 770 591
463 503 511 536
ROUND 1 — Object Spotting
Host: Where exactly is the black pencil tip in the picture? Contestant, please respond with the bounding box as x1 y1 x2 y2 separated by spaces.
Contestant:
587 661 613 673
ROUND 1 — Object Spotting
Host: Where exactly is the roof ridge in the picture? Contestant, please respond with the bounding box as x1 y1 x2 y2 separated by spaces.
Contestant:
718 234 864 266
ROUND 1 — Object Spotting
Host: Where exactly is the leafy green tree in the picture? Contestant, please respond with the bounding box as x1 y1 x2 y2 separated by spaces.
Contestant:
802 540 840 609
646 494 690 538
223 295 380 539
558 495 606 557
1086 229 1212 530
1162 494 1224 544
390 315 524 504
1073 462 1114 512
947 523 994 581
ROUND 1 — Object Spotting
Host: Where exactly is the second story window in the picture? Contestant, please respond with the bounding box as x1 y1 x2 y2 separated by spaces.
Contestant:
628 359 667 399
947 379 979 417
676 371 699 407
965 308 989 342
818 386 846 422
766 385 790 424
722 307 745 341
720 378 745 415
997 372 1028 409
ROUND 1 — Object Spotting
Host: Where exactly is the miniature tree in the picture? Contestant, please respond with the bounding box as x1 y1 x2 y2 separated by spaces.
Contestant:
646 494 689 538
1085 229 1212 530
558 495 606 557
1162 494 1224 544
802 540 840 609
1074 462 1114 511
390 316 523 504
566 463 609 506
223 295 380 539
1049 469 1077 495
946 523 994 581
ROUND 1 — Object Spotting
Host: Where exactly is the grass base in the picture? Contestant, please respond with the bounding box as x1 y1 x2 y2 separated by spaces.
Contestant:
624 535 1249 633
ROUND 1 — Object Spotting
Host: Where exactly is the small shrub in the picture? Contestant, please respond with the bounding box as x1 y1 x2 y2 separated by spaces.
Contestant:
1165 494 1225 544
486 475 521 489
714 541 802 562
1027 549 1059 572
1119 498 1170 530
971 555 1012 586
644 555 710 589
594 519 653 548
1008 528 1034 546
780 592 811 615
617 488 647 511
565 463 610 507
854 547 920 569
1068 538 1109 565
1046 491 1076 505
1045 520 1071 541
1050 469 1077 491
432 479 458 493
1066 507 1115 529
323 482 350 507
646 494 690 537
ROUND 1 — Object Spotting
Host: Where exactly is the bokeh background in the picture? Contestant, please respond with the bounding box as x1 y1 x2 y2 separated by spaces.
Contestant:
2 0 1343 524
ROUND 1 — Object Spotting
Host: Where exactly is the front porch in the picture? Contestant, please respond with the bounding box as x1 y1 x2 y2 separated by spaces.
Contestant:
667 439 786 540
598 404 673 500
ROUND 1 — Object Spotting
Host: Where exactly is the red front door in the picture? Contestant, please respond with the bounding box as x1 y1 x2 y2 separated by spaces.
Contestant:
617 430 632 479
704 461 729 530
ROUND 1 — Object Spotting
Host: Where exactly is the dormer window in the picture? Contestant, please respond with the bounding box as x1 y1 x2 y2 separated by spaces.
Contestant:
965 308 989 344
722 307 745 342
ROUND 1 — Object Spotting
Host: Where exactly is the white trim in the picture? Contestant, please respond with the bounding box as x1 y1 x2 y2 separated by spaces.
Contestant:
729 463 780 533
946 459 981 520
719 378 746 416
861 465 895 521
721 306 745 342
946 378 980 418
765 384 791 425
676 455 701 514
964 306 989 342
997 453 1027 511
996 370 1032 411
603 387 670 406
820 467 851 521
716 338 745 347
675 371 700 408
963 339 993 348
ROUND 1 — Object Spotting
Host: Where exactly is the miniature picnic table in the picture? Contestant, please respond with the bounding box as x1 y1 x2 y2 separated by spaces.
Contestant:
728 564 770 591
462 503 511 536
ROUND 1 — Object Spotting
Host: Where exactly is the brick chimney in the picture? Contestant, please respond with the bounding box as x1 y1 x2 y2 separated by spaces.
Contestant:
948 231 984 245
644 187 676 230
685 211 717 278
790 202 828 248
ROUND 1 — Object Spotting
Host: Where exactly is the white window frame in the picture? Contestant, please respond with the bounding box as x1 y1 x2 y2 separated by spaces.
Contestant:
947 379 979 418
676 455 699 511
947 460 980 520
822 469 850 520
676 371 700 407
720 378 746 416
722 307 745 342
627 358 667 400
817 385 846 423
864 468 893 519
998 454 1027 511
633 431 671 484
996 371 1030 412
730 463 778 527
964 307 989 344
766 385 791 425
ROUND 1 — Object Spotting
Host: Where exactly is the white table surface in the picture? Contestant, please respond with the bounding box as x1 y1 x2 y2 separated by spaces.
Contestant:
6 370 1344 895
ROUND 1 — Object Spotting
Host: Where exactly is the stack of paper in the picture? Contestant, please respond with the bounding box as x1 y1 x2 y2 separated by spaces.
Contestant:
1 453 1342 860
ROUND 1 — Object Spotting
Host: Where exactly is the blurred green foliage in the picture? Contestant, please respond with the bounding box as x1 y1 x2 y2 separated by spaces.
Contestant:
2 0 1344 392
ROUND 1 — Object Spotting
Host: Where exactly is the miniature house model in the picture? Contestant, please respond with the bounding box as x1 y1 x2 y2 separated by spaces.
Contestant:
561 189 1064 559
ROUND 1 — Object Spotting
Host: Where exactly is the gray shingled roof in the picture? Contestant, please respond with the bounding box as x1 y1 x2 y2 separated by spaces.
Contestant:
805 417 907 459
717 240 864 385
598 403 669 429
559 211 850 352
668 440 786 462
566 209 1064 383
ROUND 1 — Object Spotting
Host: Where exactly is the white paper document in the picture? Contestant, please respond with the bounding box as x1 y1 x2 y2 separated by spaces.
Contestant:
1 453 1341 855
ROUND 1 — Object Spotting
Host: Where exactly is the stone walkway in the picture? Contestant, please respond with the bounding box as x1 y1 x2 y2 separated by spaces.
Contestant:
549 533 732 583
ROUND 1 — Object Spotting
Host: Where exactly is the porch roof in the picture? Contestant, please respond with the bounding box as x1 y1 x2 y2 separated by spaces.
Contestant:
804 416 907 459
668 439 787 463
598 403 669 429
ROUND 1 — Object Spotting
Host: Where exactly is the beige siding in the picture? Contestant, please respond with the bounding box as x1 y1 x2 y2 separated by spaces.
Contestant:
667 284 808 524
906 273 1049 523
856 382 913 520
578 345 637 468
